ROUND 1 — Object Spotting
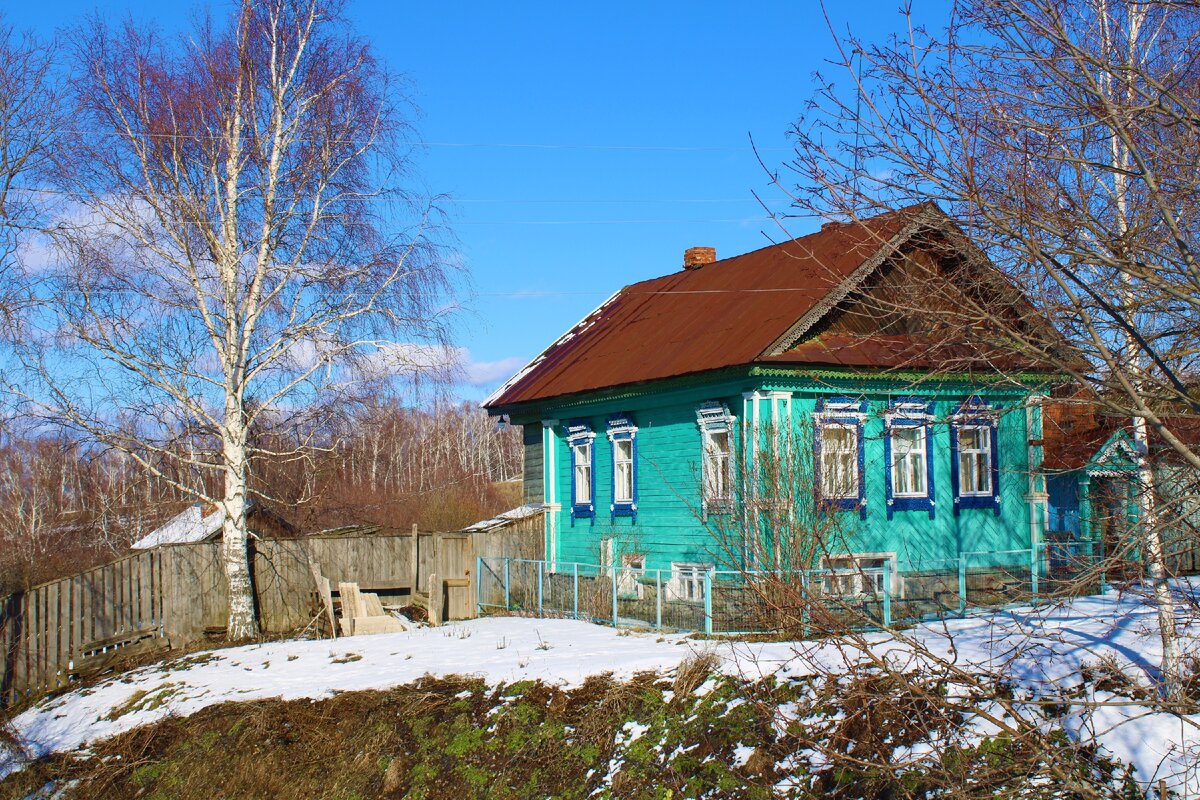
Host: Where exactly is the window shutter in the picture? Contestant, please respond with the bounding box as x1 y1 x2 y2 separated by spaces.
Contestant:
950 424 961 511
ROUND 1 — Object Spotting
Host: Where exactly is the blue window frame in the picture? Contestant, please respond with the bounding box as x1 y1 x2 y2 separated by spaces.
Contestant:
885 398 936 519
566 422 595 520
813 397 867 518
950 398 1001 516
607 414 638 520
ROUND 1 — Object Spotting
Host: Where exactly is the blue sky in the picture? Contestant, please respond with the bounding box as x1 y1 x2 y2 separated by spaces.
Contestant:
9 1 952 401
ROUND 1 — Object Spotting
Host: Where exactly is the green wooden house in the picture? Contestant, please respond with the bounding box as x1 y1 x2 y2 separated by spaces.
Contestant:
484 205 1060 605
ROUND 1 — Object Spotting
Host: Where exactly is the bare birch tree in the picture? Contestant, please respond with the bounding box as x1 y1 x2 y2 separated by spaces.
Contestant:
778 0 1200 702
0 18 61 360
27 0 454 639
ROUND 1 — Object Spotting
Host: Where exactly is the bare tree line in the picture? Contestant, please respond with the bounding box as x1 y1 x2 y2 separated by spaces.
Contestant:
0 401 520 596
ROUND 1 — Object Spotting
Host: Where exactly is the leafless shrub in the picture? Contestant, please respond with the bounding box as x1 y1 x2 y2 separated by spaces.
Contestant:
671 651 720 704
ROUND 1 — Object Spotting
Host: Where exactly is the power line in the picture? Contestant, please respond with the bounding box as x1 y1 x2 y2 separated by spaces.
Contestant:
456 218 775 225
30 285 858 300
3 124 792 153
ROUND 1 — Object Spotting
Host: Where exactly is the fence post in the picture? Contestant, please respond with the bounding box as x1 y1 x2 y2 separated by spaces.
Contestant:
703 571 713 636
655 570 662 629
572 563 579 619
475 556 482 616
881 560 891 628
610 564 618 627
800 570 810 634
1030 546 1039 599
503 559 511 610
537 560 544 615
1097 540 1110 595
958 553 968 617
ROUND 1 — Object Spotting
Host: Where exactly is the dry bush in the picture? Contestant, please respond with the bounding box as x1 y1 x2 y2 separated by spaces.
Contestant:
671 651 721 706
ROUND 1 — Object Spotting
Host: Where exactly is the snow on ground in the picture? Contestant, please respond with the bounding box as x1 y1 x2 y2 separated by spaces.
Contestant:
2 584 1198 793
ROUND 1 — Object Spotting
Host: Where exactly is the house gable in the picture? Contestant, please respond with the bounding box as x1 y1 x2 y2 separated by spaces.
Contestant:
1086 429 1140 476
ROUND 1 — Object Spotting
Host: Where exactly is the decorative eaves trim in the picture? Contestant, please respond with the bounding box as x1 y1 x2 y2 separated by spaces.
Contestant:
760 205 945 358
1085 429 1140 474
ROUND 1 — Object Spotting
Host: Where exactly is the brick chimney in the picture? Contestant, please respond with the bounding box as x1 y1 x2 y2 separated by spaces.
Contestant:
683 246 716 270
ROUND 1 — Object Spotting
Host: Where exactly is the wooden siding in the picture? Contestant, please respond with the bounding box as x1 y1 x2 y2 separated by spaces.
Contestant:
541 376 1039 574
523 423 544 504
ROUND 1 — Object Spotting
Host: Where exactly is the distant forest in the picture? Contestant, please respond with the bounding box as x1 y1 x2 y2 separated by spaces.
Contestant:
0 401 521 594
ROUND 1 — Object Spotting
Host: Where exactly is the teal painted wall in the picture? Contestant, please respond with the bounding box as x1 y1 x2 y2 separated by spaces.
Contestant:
525 374 1044 575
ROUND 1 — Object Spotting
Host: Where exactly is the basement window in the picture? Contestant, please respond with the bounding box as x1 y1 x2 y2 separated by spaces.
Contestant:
670 562 712 604
822 554 896 597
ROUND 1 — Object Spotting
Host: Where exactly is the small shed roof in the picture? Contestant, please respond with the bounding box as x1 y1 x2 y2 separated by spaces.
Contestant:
130 504 224 550
461 504 546 533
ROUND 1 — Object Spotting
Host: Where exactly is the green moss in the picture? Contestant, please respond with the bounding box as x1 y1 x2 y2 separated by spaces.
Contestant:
131 762 165 787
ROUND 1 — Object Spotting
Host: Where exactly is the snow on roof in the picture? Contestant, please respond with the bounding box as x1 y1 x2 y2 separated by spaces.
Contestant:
130 504 225 550
461 503 546 533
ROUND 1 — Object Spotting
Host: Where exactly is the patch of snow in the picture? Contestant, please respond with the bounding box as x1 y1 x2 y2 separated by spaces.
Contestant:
2 584 1198 795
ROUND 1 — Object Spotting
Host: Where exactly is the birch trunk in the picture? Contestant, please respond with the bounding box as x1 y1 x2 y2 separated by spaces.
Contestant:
222 398 258 640
1099 0 1184 702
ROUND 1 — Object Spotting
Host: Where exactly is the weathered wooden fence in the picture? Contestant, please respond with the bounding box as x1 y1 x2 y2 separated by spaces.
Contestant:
1 525 543 705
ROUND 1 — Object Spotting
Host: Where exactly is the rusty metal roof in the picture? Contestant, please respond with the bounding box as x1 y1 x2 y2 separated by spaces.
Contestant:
484 204 987 409
1041 400 1200 473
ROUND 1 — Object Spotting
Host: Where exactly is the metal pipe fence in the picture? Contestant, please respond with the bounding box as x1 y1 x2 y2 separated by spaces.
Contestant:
476 542 1107 635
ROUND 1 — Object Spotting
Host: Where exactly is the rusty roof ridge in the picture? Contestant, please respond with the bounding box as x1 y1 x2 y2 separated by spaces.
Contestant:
760 204 945 358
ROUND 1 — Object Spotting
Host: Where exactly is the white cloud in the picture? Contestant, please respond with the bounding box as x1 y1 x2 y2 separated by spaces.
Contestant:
463 356 526 386
361 343 524 387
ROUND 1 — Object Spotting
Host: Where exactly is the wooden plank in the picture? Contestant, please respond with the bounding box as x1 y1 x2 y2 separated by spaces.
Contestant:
56 580 70 688
71 575 84 670
351 616 406 635
98 562 111 641
34 586 46 692
80 569 94 647
411 524 419 595
362 593 386 617
337 582 362 629
13 592 27 700
1 599 11 704
428 573 442 626
121 555 133 633
150 550 161 627
138 553 152 631
309 561 337 639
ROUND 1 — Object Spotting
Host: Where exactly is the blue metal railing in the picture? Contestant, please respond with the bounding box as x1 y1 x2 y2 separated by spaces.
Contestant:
475 542 1105 635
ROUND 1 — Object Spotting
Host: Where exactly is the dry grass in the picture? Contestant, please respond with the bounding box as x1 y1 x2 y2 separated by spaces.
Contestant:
671 651 721 706
0 663 1144 799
